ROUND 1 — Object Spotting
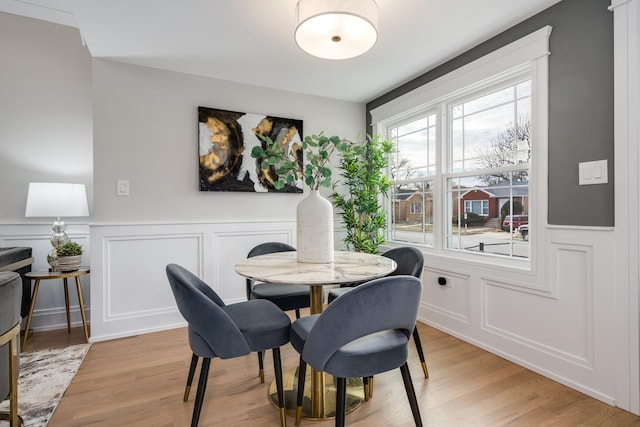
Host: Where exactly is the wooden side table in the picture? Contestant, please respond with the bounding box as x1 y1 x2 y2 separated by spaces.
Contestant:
23 268 90 348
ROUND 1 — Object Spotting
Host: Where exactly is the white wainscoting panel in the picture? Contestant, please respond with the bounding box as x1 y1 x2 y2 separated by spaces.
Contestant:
482 244 593 368
420 226 616 406
105 233 203 319
422 267 470 324
90 221 295 342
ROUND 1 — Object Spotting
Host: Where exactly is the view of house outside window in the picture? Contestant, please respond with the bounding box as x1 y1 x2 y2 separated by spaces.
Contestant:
389 113 436 247
387 78 531 259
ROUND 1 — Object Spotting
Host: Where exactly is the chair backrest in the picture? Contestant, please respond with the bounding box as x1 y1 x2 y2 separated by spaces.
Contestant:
166 264 251 359
382 246 424 278
302 275 422 372
248 242 296 258
246 242 296 298
0 272 22 400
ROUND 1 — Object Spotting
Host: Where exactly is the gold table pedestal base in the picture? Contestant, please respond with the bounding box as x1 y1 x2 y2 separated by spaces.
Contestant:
268 366 365 420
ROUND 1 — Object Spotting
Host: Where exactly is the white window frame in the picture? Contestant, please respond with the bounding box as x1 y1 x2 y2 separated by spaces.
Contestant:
410 202 423 215
464 200 489 216
371 26 550 272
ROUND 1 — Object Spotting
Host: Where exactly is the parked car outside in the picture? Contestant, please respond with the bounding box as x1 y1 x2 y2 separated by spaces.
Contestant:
502 215 528 231
517 224 529 240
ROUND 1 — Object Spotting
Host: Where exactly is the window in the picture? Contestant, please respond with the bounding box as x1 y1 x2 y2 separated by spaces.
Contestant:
464 200 489 216
388 79 530 259
445 79 531 258
371 27 550 267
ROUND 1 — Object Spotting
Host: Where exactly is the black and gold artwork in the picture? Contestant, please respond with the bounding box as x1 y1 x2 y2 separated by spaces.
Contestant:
198 106 303 193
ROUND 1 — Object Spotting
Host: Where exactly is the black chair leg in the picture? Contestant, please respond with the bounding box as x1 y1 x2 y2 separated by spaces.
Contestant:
191 358 211 427
295 356 307 426
400 363 423 427
335 377 347 427
272 347 287 427
184 353 199 402
295 308 301 319
412 326 429 378
258 350 265 383
362 376 369 401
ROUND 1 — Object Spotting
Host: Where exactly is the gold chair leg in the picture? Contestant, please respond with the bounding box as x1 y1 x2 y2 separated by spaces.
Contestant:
295 406 302 426
280 407 287 427
422 361 429 378
368 376 374 399
0 323 23 427
0 413 25 427
10 334 19 427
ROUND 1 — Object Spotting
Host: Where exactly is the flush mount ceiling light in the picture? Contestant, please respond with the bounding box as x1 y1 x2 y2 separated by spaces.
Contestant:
295 0 379 60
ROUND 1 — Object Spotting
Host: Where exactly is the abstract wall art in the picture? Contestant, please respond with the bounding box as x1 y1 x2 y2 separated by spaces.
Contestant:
198 106 303 193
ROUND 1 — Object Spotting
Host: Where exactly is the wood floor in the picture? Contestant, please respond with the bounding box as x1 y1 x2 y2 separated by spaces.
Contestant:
28 318 640 427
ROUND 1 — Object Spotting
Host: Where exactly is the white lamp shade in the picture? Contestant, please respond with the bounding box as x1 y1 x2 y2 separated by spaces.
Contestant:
295 0 378 60
25 182 89 218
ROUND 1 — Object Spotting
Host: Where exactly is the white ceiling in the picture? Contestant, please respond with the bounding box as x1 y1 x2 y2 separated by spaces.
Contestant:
1 0 563 102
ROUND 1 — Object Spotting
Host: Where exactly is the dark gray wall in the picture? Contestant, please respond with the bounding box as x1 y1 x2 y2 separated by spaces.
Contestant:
366 0 613 226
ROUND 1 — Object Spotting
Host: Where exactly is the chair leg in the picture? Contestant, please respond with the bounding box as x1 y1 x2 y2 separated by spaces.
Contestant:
295 356 307 426
191 358 211 427
335 377 347 427
184 353 199 402
258 350 265 383
368 376 374 399
362 376 369 401
295 308 301 319
400 363 423 427
412 327 429 378
0 325 23 427
0 413 24 427
271 347 287 427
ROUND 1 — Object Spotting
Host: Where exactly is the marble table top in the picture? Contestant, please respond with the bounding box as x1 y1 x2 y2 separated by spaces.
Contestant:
234 250 397 286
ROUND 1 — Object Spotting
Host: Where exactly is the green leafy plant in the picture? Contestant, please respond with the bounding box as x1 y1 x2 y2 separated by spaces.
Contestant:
330 135 393 254
56 240 83 256
500 200 524 224
453 211 486 226
251 133 349 190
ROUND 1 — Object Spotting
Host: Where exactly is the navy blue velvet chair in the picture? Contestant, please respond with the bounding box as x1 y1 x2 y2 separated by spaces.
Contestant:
290 275 423 427
246 242 311 382
166 264 291 427
246 242 310 319
327 247 429 382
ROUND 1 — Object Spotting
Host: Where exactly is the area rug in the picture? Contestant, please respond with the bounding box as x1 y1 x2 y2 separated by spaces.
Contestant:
0 343 91 427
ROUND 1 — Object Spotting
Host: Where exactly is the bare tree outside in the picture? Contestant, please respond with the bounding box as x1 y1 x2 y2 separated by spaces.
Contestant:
389 156 415 181
475 116 531 185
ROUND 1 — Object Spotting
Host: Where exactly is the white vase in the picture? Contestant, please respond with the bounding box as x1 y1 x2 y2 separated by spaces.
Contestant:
296 190 334 263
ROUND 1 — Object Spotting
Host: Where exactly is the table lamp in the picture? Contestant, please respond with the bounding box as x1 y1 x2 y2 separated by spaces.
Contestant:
25 182 89 270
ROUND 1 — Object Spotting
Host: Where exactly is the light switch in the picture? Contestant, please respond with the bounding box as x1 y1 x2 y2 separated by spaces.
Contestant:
579 160 608 185
117 179 129 196
593 165 602 179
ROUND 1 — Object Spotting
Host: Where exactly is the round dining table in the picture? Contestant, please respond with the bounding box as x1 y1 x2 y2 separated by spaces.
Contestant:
234 250 397 420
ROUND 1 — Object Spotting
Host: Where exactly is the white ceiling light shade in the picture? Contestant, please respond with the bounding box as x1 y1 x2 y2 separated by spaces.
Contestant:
295 0 379 60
